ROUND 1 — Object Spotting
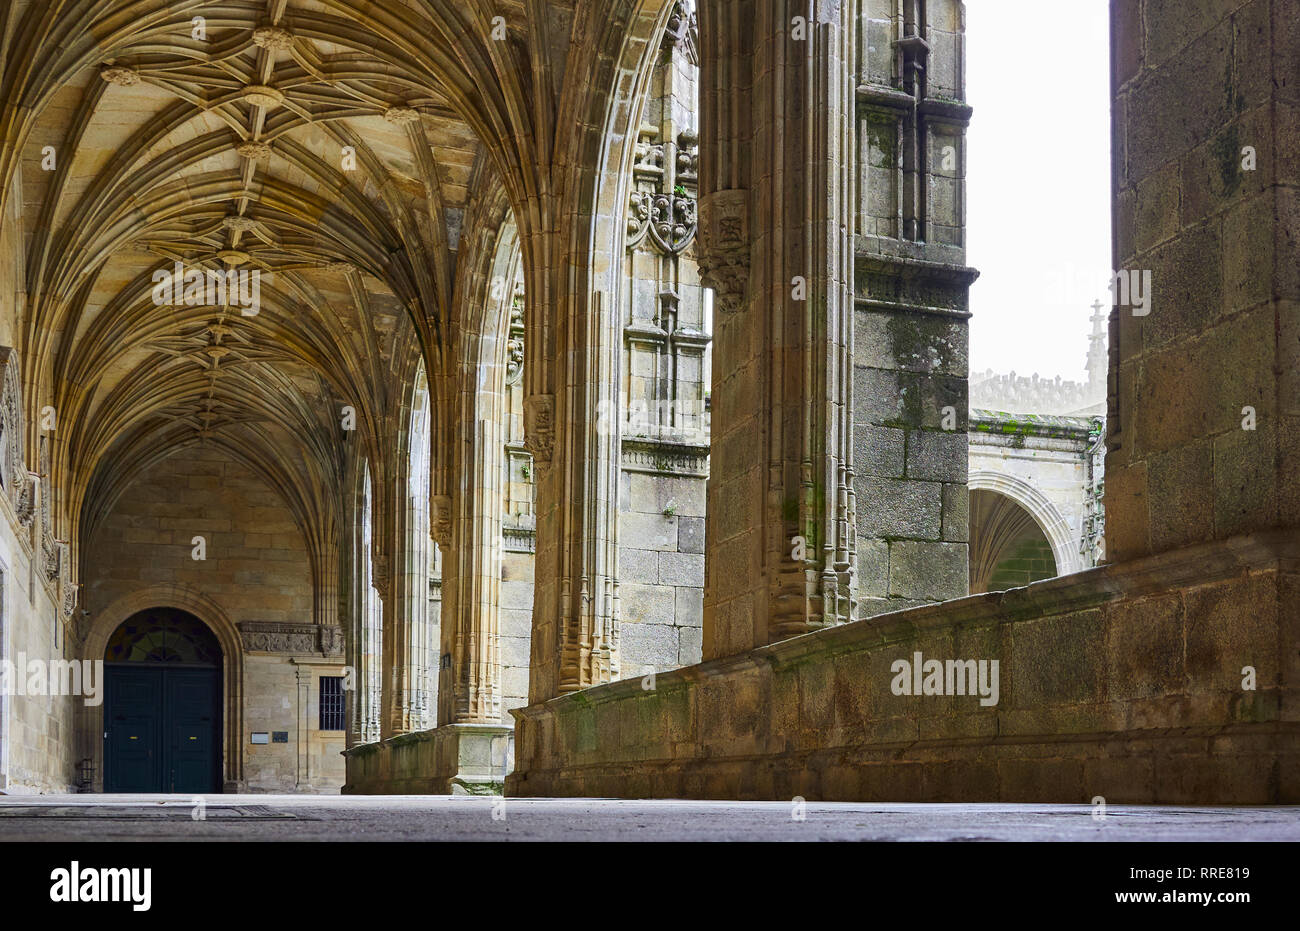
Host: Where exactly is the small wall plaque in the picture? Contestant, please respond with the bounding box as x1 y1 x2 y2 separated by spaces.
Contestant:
250 732 269 745
272 731 289 743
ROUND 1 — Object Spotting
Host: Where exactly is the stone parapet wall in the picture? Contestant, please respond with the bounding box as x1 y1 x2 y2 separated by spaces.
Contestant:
508 530 1299 803
344 723 514 795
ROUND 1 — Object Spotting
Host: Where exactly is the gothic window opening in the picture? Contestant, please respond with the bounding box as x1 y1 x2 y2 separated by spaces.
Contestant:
359 462 382 744
405 364 433 730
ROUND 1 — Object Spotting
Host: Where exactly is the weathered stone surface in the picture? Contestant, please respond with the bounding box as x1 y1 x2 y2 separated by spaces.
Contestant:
887 541 968 601
856 477 943 539
510 533 1300 804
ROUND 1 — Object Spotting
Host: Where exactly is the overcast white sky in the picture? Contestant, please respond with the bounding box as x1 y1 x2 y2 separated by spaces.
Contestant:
965 0 1111 382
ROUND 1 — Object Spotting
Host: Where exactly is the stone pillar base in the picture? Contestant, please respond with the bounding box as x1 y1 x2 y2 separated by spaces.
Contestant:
342 724 514 795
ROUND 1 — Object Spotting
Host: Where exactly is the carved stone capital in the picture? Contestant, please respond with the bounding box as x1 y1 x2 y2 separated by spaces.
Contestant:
372 552 391 597
431 494 453 546
697 189 750 312
523 394 555 464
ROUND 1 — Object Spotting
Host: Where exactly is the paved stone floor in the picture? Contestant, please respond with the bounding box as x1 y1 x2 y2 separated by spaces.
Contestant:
0 794 1297 841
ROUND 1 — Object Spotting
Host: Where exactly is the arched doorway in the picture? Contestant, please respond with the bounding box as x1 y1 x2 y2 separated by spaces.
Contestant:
969 489 1060 595
103 608 223 793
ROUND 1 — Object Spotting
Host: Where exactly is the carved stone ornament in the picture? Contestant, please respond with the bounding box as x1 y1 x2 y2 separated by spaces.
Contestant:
648 192 697 253
372 551 391 596
676 129 699 181
239 621 343 655
505 337 524 384
100 65 141 87
383 106 422 125
697 189 750 312
0 347 30 518
61 581 78 621
240 85 284 109
523 393 555 464
627 190 653 248
15 474 36 527
236 141 272 160
252 26 295 51
506 288 525 384
431 494 453 546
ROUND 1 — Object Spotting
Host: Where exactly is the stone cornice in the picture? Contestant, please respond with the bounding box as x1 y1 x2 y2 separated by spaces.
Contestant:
969 409 1098 442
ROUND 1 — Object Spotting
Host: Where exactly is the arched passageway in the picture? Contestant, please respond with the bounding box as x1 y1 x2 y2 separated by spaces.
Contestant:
968 489 1058 594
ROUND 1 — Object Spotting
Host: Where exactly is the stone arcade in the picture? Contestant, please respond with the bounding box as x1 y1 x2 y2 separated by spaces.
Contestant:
0 0 1294 803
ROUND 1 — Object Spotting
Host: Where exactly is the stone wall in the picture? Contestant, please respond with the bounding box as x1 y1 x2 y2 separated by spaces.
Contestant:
0 494 78 793
1107 0 1299 560
83 447 313 623
499 549 533 722
853 0 977 617
81 447 345 792
618 467 706 675
510 531 1299 802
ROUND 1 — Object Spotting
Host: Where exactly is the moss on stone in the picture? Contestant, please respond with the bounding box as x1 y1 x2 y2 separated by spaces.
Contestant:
1211 123 1242 198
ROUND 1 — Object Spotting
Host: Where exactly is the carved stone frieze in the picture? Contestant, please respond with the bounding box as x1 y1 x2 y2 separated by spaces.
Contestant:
238 621 344 655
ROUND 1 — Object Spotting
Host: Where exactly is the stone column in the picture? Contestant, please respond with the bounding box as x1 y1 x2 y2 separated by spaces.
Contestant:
1106 0 1299 559
696 0 857 658
375 542 402 741
523 272 621 701
435 425 504 725
294 665 311 788
851 0 976 616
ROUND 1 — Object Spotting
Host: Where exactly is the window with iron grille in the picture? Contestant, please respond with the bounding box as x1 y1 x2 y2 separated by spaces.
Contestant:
319 676 345 731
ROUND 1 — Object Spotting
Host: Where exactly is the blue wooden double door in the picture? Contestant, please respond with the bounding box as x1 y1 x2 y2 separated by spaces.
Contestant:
104 664 222 793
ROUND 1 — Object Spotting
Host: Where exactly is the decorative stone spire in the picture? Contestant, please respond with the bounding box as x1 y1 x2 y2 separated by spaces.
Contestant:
1085 299 1108 392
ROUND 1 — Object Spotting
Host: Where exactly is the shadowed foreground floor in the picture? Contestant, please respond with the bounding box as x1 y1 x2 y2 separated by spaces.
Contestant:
0 795 1297 841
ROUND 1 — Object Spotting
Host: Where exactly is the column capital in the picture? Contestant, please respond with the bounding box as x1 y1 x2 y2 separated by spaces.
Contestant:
697 189 750 313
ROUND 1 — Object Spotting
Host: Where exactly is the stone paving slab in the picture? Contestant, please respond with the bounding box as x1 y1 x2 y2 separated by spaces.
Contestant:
0 795 1297 842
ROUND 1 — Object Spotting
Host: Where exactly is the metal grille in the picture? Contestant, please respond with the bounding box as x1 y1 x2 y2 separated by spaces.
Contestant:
319 676 345 731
